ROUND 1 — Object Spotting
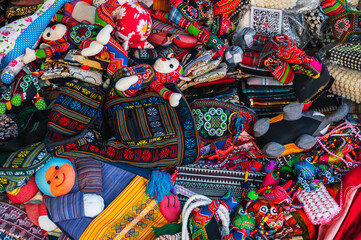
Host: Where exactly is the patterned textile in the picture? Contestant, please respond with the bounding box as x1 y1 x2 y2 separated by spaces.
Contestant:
175 164 266 202
156 233 182 240
190 99 257 144
73 158 103 195
0 142 51 191
0 202 47 240
0 114 17 143
325 42 361 71
6 4 38 23
45 192 85 223
79 176 168 240
214 0 241 16
54 86 200 168
321 0 361 42
47 82 104 136
151 19 185 34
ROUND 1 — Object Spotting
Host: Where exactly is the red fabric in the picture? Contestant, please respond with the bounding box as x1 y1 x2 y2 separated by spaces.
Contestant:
318 166 361 240
194 76 236 87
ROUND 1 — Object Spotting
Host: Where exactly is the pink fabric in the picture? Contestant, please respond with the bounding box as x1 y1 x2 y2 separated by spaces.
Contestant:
159 195 181 223
318 166 361 240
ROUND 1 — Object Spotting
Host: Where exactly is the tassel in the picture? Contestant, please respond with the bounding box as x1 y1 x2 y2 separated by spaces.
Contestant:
146 171 174 202
152 222 182 237
235 113 245 140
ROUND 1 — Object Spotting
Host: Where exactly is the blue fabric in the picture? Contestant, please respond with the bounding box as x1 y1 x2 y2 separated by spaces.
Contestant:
2 0 72 66
45 192 85 223
49 163 137 239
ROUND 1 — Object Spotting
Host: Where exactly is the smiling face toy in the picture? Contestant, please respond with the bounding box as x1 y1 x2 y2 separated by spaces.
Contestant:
35 157 76 197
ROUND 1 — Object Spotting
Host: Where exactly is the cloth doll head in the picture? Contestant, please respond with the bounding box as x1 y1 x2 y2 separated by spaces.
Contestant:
42 24 68 44
35 157 76 197
153 57 183 84
249 200 285 230
232 205 256 230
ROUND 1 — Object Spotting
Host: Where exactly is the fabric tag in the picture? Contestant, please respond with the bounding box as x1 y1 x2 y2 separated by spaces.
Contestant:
250 7 283 35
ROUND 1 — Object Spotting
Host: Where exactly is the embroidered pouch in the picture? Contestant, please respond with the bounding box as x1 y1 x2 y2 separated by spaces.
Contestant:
0 141 52 191
54 85 200 168
190 99 257 145
175 164 266 202
47 81 104 137
296 182 340 225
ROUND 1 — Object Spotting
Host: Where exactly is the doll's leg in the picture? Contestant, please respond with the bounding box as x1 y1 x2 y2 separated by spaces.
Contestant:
2 55 25 84
95 0 121 28
104 37 128 76
80 39 107 57
150 80 181 107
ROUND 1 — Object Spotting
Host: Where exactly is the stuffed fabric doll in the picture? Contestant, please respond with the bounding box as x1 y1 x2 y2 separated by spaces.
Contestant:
23 14 128 77
35 157 180 239
239 32 322 84
0 0 72 84
67 0 154 50
112 57 184 107
149 0 226 57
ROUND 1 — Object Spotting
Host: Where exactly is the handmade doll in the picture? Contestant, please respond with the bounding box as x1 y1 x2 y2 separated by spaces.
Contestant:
0 0 72 84
35 157 181 239
66 0 154 50
23 14 128 77
149 0 227 57
239 32 322 84
112 57 184 107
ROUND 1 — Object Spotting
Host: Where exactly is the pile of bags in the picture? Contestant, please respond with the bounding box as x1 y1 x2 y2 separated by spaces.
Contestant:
0 0 361 239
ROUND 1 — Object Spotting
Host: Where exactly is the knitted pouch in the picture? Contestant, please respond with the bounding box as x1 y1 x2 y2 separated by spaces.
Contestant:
323 41 361 71
296 182 340 225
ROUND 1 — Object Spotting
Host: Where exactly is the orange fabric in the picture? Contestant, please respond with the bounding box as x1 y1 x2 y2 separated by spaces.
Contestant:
45 164 75 197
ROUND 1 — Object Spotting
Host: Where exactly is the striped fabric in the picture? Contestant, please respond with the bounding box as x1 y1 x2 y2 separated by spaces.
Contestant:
45 192 85 223
73 158 103 195
55 87 200 168
80 176 168 240
151 19 185 34
321 0 347 17
0 142 51 191
48 82 103 136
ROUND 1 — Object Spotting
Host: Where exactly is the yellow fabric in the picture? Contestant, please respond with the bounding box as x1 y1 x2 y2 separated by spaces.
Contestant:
269 113 284 124
80 176 168 240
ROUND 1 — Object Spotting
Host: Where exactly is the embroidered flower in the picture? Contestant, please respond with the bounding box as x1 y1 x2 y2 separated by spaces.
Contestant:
159 148 169 158
2 31 10 36
136 19 150 39
9 60 18 68
90 146 99 152
24 17 33 23
114 6 126 19
142 150 151 161
66 142 77 150
107 146 116 158
59 117 70 126
124 149 134 160
335 18 350 33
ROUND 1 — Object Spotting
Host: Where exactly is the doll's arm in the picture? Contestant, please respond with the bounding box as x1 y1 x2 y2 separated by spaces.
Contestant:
53 14 80 27
23 43 73 64
44 192 104 222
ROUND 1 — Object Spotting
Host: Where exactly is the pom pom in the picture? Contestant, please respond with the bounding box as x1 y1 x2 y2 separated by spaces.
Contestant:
146 171 174 202
248 190 258 200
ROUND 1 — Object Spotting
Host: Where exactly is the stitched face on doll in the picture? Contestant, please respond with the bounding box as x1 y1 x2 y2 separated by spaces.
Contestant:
249 201 284 230
232 206 256 230
42 24 67 43
153 58 183 83
35 157 76 197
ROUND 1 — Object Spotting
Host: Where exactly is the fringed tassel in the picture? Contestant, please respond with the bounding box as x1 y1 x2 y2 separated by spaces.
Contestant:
152 222 182 238
146 171 174 202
